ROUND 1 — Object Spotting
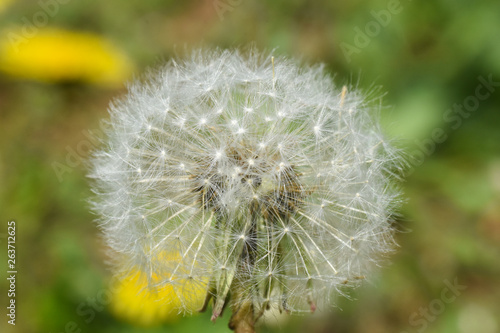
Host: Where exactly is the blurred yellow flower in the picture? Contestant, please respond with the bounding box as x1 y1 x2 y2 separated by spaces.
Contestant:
0 27 133 87
0 0 13 13
110 252 208 327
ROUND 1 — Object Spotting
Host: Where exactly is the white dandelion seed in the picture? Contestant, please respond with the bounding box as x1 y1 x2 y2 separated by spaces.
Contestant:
89 49 404 332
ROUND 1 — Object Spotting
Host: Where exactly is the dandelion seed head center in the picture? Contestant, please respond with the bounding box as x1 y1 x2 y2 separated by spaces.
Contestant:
193 143 304 217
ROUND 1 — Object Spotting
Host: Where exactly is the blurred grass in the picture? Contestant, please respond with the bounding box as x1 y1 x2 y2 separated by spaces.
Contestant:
0 0 499 332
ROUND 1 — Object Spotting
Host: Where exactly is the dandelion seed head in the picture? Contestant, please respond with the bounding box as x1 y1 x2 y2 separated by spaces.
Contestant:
89 49 404 326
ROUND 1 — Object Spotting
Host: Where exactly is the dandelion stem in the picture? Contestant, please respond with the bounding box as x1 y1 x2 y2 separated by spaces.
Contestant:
229 299 255 333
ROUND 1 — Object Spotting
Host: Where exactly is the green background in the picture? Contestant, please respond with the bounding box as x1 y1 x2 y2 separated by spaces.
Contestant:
1 0 499 332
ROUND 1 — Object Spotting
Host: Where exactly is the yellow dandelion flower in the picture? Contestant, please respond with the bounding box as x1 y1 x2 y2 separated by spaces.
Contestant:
0 27 133 87
110 251 208 327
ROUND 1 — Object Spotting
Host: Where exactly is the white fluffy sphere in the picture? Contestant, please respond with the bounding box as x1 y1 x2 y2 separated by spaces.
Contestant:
89 49 403 327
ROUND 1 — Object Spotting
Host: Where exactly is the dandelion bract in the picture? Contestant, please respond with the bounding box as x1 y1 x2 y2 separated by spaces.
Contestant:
90 49 403 332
